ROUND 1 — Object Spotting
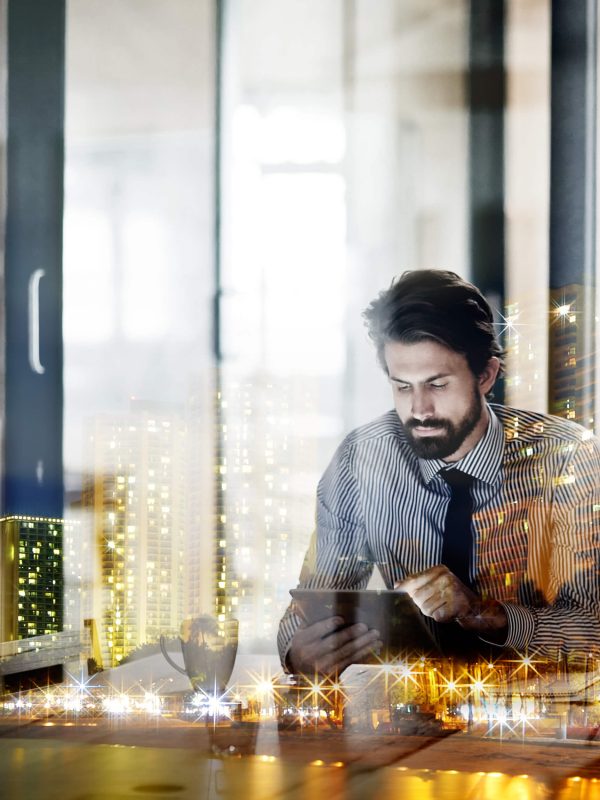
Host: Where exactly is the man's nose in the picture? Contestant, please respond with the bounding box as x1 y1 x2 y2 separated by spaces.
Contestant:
411 390 434 420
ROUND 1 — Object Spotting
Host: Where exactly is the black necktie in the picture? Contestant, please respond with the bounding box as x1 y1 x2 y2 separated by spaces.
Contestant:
440 469 474 589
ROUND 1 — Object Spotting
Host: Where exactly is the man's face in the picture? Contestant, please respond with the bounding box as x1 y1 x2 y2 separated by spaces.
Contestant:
384 339 498 462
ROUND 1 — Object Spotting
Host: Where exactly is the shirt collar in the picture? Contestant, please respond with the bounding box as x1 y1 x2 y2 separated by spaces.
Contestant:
418 404 505 486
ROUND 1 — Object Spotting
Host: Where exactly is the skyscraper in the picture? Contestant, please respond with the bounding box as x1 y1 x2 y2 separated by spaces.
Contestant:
0 516 63 642
218 373 331 649
548 284 595 429
83 404 189 666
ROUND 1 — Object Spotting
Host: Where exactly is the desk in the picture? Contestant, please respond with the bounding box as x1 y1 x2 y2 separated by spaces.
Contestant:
2 718 600 799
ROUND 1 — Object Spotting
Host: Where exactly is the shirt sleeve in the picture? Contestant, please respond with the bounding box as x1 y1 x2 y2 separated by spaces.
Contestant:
277 438 373 670
500 437 600 662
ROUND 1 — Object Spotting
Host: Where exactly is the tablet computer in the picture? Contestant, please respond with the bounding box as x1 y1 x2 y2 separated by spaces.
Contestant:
289 588 440 657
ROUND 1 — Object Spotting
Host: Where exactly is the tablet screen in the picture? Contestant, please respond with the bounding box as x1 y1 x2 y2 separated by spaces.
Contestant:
289 588 440 658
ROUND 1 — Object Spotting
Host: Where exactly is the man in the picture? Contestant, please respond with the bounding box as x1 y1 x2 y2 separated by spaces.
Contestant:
278 270 600 675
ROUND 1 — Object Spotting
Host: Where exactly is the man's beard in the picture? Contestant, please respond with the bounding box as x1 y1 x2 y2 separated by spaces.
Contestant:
401 387 483 460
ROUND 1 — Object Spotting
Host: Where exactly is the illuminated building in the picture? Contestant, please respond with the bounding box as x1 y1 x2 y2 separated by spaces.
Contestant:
83 405 188 666
548 284 595 428
185 377 218 620
62 506 92 637
218 374 331 648
0 516 63 642
503 287 596 431
502 298 548 411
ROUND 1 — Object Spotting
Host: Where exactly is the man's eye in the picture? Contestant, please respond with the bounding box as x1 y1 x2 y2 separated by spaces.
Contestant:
430 383 447 390
396 385 410 392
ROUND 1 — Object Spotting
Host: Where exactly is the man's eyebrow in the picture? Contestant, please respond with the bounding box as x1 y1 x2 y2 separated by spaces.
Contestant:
389 372 452 384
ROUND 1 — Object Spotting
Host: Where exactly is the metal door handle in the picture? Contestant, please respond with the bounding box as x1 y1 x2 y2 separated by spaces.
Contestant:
28 269 45 374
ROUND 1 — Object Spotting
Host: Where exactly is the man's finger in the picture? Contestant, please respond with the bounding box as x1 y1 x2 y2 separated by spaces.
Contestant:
396 564 454 588
315 626 380 671
417 594 447 617
314 628 380 672
324 628 380 668
325 638 384 674
396 576 435 594
343 639 384 669
431 605 453 622
317 622 368 653
295 616 345 645
397 572 444 595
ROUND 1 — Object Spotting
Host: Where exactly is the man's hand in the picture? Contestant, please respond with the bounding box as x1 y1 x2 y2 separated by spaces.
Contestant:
395 565 508 639
287 616 382 676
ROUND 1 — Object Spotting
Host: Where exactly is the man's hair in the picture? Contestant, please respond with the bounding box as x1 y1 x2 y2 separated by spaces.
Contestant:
363 269 505 377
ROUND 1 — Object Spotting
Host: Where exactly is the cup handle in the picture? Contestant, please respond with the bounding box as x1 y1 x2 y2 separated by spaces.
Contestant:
160 635 187 675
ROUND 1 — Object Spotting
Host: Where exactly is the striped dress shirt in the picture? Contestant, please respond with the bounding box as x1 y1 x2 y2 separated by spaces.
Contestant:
277 403 600 666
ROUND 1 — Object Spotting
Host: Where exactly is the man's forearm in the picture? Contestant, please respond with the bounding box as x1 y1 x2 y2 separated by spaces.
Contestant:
500 601 600 660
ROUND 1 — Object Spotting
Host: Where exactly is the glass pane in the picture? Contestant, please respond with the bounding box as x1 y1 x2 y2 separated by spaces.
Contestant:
504 0 550 413
63 0 215 665
219 0 471 652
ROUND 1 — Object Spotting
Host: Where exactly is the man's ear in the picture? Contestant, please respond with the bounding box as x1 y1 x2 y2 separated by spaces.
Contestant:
478 357 501 395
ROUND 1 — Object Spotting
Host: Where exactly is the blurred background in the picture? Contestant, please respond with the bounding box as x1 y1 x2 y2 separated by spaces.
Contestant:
0 0 595 678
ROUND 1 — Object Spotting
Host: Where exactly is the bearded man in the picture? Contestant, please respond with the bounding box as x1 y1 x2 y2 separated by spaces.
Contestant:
278 270 600 674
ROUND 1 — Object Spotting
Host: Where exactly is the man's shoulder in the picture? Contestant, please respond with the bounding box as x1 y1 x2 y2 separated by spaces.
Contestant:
491 403 596 446
343 409 404 449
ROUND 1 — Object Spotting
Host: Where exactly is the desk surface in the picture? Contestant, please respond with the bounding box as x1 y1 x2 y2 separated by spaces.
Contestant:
1 719 600 799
